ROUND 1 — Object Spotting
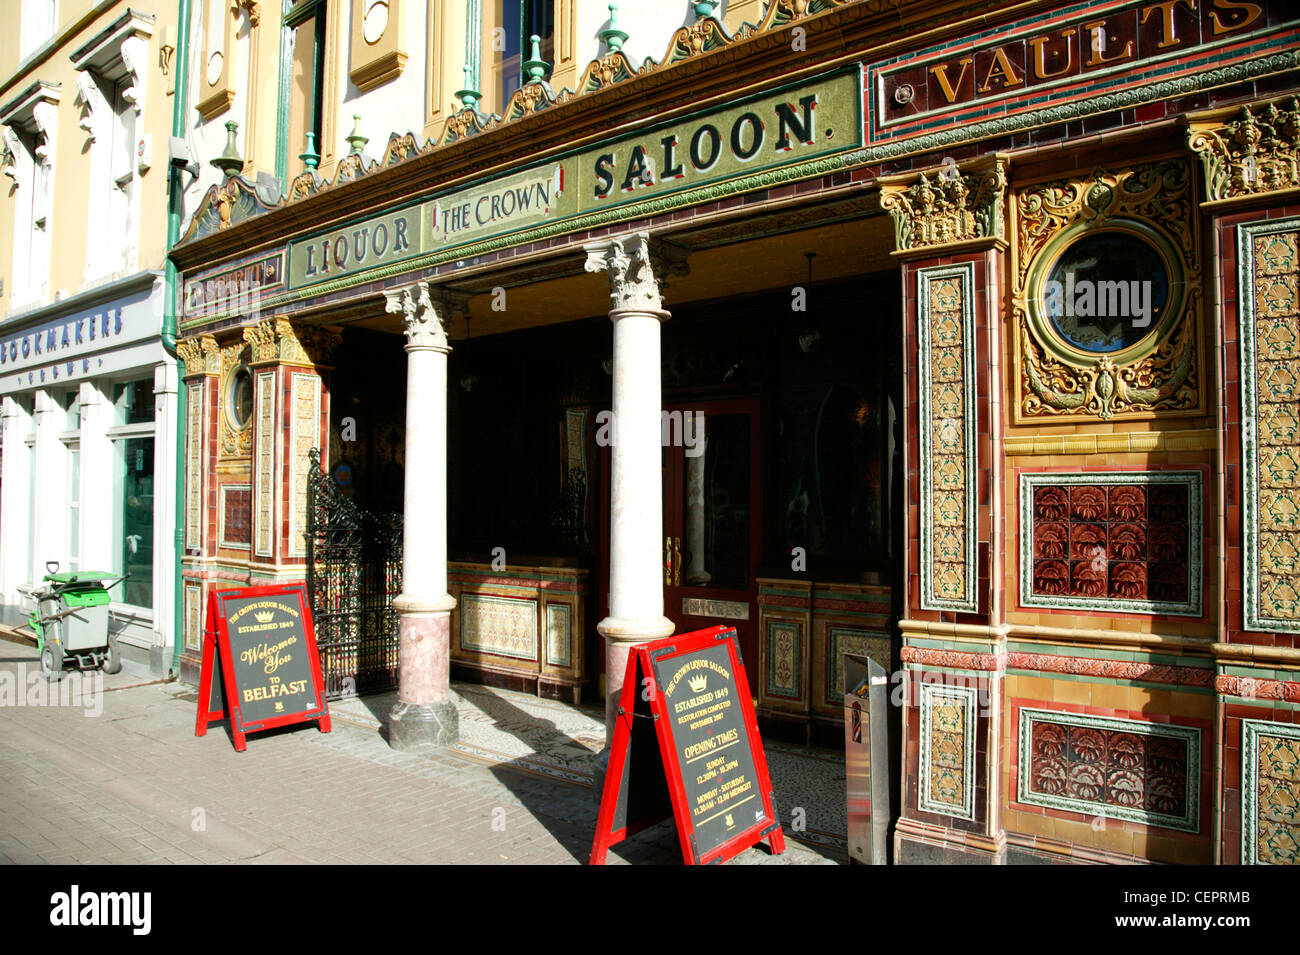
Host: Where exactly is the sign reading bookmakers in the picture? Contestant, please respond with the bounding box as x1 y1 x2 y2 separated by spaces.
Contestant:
591 625 784 865
194 584 331 752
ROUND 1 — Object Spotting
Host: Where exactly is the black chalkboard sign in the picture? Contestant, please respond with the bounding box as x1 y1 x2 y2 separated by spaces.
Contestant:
195 584 331 751
591 625 783 865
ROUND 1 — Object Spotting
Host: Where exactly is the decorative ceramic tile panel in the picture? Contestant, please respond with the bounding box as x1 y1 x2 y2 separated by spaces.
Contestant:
288 373 320 558
1020 471 1202 616
1017 708 1200 832
544 603 570 668
765 619 802 701
185 381 203 550
184 583 201 651
219 484 252 548
460 594 538 661
827 627 890 700
919 683 977 821
1241 719 1300 865
254 371 276 558
917 263 978 612
1240 219 1300 632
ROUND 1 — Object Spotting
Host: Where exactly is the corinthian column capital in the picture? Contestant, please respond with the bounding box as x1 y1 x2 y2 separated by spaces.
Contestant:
584 232 690 313
384 281 471 351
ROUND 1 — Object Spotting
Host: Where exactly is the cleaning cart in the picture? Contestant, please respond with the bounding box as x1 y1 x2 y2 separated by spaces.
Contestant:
17 563 128 681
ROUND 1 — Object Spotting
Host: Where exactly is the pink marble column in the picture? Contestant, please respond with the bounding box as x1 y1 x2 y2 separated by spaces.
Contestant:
383 282 466 750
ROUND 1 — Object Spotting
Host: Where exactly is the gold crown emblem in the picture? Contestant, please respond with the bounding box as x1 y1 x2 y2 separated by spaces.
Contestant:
254 610 275 623
724 813 734 829
688 674 708 693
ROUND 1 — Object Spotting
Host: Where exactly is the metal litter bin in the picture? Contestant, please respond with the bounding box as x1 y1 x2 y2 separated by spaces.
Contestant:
844 652 890 864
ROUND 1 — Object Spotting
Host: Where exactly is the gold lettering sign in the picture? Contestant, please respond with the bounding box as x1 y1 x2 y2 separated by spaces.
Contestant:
288 207 422 290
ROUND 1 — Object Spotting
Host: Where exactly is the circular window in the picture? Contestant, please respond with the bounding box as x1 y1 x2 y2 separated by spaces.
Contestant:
1028 220 1184 366
227 365 254 431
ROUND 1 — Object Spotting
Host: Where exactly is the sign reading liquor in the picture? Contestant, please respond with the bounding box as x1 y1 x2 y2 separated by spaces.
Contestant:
194 584 331 752
590 625 784 865
275 68 861 294
868 0 1296 151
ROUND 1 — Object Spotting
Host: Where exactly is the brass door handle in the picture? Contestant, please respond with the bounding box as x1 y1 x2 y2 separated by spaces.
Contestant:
672 537 682 587
665 536 673 587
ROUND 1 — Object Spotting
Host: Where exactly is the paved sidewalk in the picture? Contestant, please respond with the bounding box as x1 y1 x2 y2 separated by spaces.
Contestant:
0 639 842 865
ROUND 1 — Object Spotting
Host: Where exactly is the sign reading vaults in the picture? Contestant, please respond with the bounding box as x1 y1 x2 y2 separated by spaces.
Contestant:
868 0 1297 151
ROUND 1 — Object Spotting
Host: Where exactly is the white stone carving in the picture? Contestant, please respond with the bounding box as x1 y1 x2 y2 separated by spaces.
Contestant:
384 281 469 351
584 232 689 312
75 73 99 140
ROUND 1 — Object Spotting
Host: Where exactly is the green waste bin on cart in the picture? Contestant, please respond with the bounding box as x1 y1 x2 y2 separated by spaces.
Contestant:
17 563 128 682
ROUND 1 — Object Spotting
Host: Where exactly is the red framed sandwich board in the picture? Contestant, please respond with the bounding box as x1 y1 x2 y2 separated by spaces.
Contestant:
590 625 785 865
194 584 331 752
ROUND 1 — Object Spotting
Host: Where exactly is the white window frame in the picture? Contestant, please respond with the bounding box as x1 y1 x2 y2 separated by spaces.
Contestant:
105 376 156 617
0 81 60 311
71 10 153 284
20 0 59 61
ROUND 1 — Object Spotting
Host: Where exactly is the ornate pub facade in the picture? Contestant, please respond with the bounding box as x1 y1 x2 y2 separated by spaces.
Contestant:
171 0 1300 864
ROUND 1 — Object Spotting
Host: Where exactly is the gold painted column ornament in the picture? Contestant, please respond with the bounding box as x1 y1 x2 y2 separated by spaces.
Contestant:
1187 97 1300 206
880 156 1009 257
242 317 342 367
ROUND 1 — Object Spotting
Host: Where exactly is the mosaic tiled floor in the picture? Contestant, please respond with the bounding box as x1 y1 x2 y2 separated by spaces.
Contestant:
331 683 848 851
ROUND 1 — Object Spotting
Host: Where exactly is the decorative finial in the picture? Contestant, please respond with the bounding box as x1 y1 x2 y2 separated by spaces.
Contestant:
455 64 481 111
692 0 719 18
299 131 319 172
211 120 244 178
346 114 368 156
599 4 628 53
522 34 549 84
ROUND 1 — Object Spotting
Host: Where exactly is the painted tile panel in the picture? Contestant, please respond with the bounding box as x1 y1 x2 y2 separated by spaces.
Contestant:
1017 707 1200 832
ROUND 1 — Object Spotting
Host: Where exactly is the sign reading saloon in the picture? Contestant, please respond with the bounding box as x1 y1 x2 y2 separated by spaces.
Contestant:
274 68 862 294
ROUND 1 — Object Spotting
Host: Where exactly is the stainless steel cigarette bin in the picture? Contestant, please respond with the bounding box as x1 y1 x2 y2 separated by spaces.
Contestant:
843 652 890 864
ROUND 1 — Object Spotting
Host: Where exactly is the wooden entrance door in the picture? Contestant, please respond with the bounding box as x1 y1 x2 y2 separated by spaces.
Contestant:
662 398 762 670
597 398 763 687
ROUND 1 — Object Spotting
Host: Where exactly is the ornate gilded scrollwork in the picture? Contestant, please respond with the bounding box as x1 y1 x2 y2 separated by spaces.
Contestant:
880 158 1007 253
1187 97 1300 204
243 317 342 367
580 53 635 94
219 339 253 457
1013 160 1203 422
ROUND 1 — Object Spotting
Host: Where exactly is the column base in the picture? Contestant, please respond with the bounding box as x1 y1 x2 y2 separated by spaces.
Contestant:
388 700 459 750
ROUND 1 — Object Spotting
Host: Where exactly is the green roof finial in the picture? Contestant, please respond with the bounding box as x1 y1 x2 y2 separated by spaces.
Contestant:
455 64 481 110
522 34 549 83
346 114 368 156
211 120 244 178
599 4 628 53
298 131 319 172
693 0 719 18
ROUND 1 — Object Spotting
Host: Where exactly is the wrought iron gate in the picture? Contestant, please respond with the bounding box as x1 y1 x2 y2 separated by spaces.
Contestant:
306 448 403 699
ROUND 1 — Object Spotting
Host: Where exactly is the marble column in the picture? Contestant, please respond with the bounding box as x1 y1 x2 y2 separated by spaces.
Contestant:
585 233 688 784
383 281 467 750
